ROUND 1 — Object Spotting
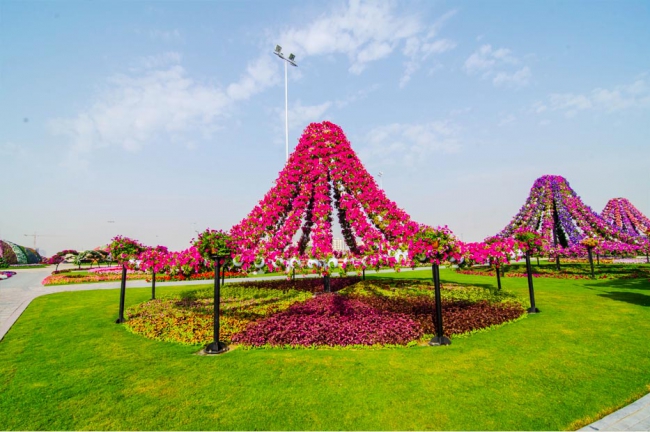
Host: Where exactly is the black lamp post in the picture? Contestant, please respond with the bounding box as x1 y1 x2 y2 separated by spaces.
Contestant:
525 251 539 313
151 270 156 300
429 263 451 346
116 264 127 323
495 265 502 291
205 256 228 354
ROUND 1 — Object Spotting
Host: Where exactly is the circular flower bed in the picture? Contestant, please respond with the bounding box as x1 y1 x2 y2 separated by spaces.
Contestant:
124 279 525 348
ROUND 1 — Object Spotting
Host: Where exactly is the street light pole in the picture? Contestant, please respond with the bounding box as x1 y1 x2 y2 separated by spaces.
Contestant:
273 45 297 162
285 60 288 162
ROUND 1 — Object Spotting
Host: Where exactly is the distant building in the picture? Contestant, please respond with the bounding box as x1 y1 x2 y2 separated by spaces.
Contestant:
333 238 346 252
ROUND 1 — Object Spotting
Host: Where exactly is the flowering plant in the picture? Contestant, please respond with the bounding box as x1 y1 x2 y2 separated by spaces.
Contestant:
409 225 460 265
139 245 169 274
192 229 232 260
108 235 145 265
514 227 544 255
580 237 599 249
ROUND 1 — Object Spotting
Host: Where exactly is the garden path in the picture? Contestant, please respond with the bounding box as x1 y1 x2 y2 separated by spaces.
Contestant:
1 265 648 430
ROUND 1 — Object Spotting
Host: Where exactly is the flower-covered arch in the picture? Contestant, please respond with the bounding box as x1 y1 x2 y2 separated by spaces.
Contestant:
497 175 636 249
601 198 650 238
229 121 451 273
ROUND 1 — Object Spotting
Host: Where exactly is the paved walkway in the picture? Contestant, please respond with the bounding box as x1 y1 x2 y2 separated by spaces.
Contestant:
579 393 650 431
1 265 649 431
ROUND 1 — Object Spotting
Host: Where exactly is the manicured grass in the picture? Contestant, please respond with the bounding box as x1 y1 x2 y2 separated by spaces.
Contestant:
1 269 649 430
6 264 48 269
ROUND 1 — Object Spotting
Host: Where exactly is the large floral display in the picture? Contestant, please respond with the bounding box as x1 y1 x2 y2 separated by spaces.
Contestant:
496 175 637 256
601 198 650 238
0 240 42 265
229 121 456 274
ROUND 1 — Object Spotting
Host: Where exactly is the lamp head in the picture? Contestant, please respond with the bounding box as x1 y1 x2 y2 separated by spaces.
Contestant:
275 45 282 54
288 53 296 61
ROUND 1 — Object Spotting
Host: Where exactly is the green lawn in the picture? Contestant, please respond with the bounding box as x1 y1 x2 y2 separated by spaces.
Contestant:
5 264 48 269
1 268 649 430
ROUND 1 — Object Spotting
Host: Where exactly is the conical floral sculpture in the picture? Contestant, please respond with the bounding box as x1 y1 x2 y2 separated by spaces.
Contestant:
601 198 650 238
497 175 635 249
230 121 455 273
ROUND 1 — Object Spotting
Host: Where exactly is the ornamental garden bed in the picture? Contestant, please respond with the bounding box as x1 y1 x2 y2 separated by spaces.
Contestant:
458 262 650 280
124 278 525 348
42 271 150 285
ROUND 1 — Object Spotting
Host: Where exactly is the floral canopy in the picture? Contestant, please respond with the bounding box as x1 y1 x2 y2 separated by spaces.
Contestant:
229 121 440 273
601 198 650 238
498 175 637 249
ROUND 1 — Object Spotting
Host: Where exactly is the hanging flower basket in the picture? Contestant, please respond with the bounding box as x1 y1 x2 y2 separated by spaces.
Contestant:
193 229 233 260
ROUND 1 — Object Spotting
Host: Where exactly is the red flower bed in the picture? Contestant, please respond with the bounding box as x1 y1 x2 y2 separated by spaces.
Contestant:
231 294 423 347
348 294 524 336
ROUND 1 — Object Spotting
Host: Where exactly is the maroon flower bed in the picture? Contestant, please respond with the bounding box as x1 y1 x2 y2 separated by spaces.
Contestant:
229 276 362 293
232 294 423 347
350 294 525 336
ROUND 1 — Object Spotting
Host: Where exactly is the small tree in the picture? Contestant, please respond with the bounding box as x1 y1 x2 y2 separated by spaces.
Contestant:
48 255 65 271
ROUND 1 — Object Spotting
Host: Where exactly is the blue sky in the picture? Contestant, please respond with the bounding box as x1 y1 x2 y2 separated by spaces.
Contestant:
1 0 649 256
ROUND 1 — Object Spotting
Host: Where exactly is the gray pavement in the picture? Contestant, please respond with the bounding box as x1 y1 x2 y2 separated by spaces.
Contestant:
1 264 649 431
579 393 650 431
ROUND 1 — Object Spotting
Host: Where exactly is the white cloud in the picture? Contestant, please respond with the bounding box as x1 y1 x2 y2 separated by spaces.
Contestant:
0 141 29 157
138 52 183 69
49 56 243 167
540 77 650 117
360 120 461 166
277 0 456 84
226 55 280 101
498 114 516 126
464 44 531 88
335 84 380 109
148 29 182 42
285 100 333 131
492 66 531 88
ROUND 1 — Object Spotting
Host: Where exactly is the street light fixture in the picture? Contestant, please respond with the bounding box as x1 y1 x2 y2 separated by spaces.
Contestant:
273 44 298 162
378 171 384 190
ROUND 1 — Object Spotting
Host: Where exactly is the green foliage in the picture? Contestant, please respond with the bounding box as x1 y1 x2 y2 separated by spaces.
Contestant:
0 257 8 269
124 286 311 345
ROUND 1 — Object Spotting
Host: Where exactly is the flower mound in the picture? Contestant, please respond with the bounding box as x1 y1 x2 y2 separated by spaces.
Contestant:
231 294 423 347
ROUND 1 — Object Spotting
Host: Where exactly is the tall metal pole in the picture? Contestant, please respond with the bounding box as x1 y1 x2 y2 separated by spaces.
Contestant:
285 60 288 162
116 264 127 323
429 263 450 346
525 251 539 314
205 257 227 354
